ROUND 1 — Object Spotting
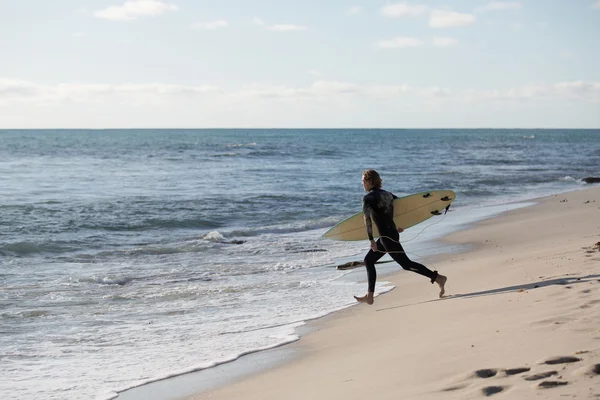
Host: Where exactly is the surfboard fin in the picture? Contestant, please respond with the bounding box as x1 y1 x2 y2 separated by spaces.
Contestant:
432 204 452 216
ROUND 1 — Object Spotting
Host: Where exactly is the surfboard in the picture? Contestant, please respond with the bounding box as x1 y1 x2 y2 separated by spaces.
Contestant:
322 190 455 241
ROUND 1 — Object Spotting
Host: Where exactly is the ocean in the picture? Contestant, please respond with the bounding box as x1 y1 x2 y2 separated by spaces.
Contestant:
1 129 599 400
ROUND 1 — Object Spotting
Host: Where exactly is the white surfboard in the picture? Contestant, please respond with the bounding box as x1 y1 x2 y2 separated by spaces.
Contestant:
322 190 455 241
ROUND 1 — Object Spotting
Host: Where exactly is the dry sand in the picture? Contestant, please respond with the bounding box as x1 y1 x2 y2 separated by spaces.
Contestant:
189 187 600 400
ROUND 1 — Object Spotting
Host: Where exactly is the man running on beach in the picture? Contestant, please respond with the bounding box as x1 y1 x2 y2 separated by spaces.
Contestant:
354 169 447 305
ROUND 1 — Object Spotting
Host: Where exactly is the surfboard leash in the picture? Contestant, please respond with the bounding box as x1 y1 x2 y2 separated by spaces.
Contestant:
371 209 450 266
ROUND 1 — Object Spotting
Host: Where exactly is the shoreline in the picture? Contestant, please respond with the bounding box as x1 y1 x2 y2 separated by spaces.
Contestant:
115 185 600 400
183 185 599 400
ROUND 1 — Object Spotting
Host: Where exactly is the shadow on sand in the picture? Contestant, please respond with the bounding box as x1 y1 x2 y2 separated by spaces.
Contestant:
376 274 600 313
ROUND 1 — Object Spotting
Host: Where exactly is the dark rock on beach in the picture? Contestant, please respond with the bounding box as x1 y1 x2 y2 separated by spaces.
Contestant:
336 261 365 270
582 177 600 184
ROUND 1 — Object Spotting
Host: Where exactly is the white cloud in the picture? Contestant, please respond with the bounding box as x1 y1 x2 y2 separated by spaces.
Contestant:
0 79 219 106
554 81 600 98
424 86 453 97
3 79 599 127
381 3 427 17
253 17 265 25
432 37 458 47
192 20 228 30
429 10 475 28
3 79 599 110
478 2 522 12
94 0 178 21
310 81 360 95
71 32 85 39
347 6 362 15
592 1 600 9
468 81 600 102
0 79 41 98
267 24 308 31
377 36 423 49
231 81 360 100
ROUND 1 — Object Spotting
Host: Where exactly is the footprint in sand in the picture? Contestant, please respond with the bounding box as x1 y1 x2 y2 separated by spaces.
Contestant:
441 384 469 392
481 386 506 396
538 380 569 388
474 369 498 378
443 354 594 396
543 356 581 365
505 367 530 376
524 370 558 381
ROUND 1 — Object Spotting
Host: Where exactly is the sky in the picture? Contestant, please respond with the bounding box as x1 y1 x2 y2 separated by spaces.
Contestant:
0 0 599 128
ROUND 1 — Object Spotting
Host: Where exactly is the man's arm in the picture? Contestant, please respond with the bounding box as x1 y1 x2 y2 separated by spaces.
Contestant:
362 197 374 242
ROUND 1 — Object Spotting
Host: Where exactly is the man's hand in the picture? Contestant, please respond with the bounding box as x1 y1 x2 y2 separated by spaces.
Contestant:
397 227 404 233
370 240 378 252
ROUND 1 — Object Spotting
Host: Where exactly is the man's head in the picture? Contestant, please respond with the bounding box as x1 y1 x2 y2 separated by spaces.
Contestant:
362 169 382 191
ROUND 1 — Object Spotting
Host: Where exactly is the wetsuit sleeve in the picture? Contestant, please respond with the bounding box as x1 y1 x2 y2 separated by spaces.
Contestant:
362 196 375 241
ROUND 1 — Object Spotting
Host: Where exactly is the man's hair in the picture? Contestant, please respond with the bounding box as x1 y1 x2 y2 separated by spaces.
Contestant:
362 169 382 189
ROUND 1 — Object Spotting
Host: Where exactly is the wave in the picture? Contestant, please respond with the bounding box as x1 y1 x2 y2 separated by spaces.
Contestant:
89 233 246 258
73 275 135 286
228 217 340 237
226 142 256 148
0 241 76 256
107 284 394 400
83 218 222 232
107 333 302 400
559 176 578 182
211 152 238 158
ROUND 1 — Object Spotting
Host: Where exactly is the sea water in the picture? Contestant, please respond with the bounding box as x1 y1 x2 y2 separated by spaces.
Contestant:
1 129 599 399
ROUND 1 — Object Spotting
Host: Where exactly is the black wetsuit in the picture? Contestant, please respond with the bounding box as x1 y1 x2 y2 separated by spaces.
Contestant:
362 188 438 293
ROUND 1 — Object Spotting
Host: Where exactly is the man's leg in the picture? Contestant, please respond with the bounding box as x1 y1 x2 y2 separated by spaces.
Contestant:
354 239 386 305
382 237 447 298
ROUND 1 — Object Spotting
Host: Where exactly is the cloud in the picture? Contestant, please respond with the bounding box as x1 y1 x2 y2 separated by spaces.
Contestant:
71 32 85 39
253 17 265 25
468 81 600 102
381 3 427 17
192 20 228 30
592 1 600 9
267 24 308 31
432 37 458 47
477 2 522 12
94 0 178 21
378 36 459 48
0 79 219 106
429 10 475 28
554 81 600 98
424 86 453 97
0 79 41 98
376 36 423 49
231 81 361 100
347 6 362 15
2 79 598 111
3 79 599 128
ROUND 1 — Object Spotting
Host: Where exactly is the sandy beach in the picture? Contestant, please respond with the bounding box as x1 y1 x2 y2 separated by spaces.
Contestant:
187 186 600 400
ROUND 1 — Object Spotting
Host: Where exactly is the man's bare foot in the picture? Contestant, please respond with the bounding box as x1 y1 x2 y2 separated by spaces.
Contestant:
354 293 374 305
436 274 447 298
